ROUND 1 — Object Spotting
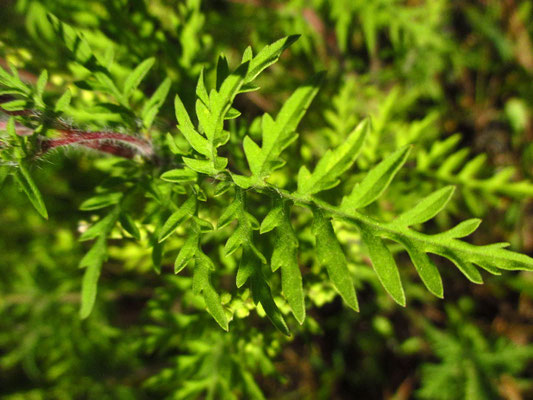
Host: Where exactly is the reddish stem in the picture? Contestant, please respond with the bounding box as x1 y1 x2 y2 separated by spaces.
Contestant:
55 129 153 156
1 107 155 159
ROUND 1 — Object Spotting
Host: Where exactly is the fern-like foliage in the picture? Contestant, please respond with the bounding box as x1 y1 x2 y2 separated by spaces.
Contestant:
164 38 533 333
416 133 533 216
417 305 533 400
142 278 279 400
2 36 533 336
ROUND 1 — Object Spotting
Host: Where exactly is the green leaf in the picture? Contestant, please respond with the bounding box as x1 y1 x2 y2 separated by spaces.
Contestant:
166 133 184 155
158 196 197 242
250 272 290 336
298 119 370 195
192 252 229 331
174 93 195 130
55 89 72 112
48 15 93 64
222 192 265 272
394 186 455 226
438 148 469 176
151 240 163 275
79 192 122 210
359 224 406 306
265 201 305 324
179 126 211 157
342 145 411 210
216 54 230 90
119 212 141 240
94 72 124 103
396 237 443 298
15 163 48 219
214 181 232 197
196 68 209 105
182 157 220 175
207 61 249 141
312 209 359 311
123 57 155 99
443 251 483 284
80 207 120 241
193 216 214 232
241 46 253 63
245 35 300 84
34 69 48 107
243 136 262 176
0 65 30 94
458 154 486 179
197 101 214 137
142 77 171 128
417 134 461 170
0 166 9 189
245 72 325 178
342 209 533 275
160 168 198 183
435 219 482 239
280 256 305 324
259 206 283 234
231 174 254 189
450 240 533 272
6 117 16 139
225 107 241 119
1 99 27 112
218 200 240 229
225 226 246 257
188 38 300 168
175 229 199 274
79 236 107 319
236 247 257 287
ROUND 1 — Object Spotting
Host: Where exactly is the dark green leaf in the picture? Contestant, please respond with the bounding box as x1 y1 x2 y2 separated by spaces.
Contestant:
119 212 141 240
160 168 198 183
298 119 370 195
175 229 199 274
394 186 455 226
342 145 411 210
158 196 197 242
15 163 48 219
79 236 107 319
359 224 406 306
55 89 72 112
245 35 300 84
193 252 229 331
79 192 122 211
124 57 155 99
250 272 290 336
312 209 359 311
80 207 119 241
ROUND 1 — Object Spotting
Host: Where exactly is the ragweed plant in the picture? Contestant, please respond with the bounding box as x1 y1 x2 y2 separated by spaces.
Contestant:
1 35 532 337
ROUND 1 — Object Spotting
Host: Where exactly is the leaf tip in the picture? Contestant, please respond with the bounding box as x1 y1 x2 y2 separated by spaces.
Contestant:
286 34 301 45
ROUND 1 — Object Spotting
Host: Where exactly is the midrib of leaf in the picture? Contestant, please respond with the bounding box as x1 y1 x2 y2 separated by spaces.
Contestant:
228 183 533 271
314 198 533 270
194 168 533 272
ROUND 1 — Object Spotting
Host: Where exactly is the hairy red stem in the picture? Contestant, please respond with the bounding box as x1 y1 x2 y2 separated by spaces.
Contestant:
54 129 153 156
1 107 155 159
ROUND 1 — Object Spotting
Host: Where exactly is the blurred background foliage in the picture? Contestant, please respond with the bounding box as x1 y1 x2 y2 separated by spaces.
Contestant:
0 0 532 398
